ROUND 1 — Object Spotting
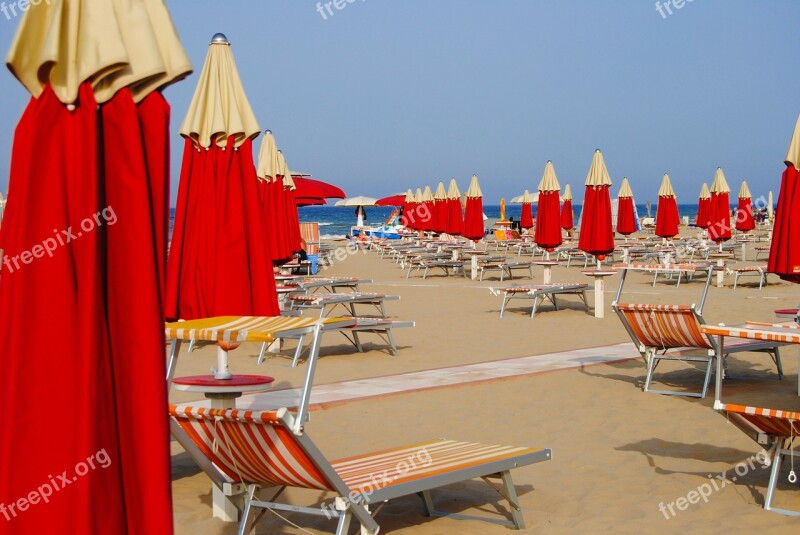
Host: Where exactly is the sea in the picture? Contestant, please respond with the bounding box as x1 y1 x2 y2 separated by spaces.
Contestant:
168 203 746 240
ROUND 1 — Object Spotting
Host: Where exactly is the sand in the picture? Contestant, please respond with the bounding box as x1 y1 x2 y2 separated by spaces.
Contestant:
170 233 800 534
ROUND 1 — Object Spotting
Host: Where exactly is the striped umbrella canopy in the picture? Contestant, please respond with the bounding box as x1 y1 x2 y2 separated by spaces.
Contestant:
655 174 680 238
519 189 535 229
768 113 800 283
696 183 711 229
708 167 732 243
446 178 464 235
735 180 755 232
463 175 485 241
434 181 448 233
561 183 574 231
535 161 562 251
578 150 614 259
616 177 637 236
1 1 191 530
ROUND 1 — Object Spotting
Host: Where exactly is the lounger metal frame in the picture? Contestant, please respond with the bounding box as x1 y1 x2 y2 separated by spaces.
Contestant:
494 283 589 318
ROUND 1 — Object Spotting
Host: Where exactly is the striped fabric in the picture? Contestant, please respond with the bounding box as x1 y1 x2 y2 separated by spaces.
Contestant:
501 283 588 294
332 439 541 495
615 303 711 350
169 406 334 490
165 315 325 343
702 323 800 345
613 263 703 272
299 222 319 255
288 293 385 304
718 403 800 438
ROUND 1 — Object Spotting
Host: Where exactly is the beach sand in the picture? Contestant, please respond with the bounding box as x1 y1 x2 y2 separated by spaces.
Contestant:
171 234 800 533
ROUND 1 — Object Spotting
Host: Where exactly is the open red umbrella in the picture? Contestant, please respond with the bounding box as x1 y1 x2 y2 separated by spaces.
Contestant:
707 167 732 243
376 193 406 206
167 34 279 324
578 150 614 260
535 161 562 251
696 183 711 229
519 190 535 230
292 175 345 201
735 180 755 232
0 3 191 532
655 174 680 239
446 178 464 235
561 184 575 236
463 175 485 241
616 178 637 236
768 114 800 283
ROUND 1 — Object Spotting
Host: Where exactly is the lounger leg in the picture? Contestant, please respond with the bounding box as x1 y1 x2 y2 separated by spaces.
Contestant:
643 352 658 393
531 295 540 318
499 470 525 529
291 334 306 367
385 328 398 356
420 490 436 517
237 485 256 535
699 356 713 399
165 339 182 388
500 296 509 318
771 346 783 380
764 441 783 513
334 510 352 535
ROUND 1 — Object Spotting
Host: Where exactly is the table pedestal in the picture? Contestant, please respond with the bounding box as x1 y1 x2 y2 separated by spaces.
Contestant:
173 375 274 522
581 270 617 318
534 260 559 284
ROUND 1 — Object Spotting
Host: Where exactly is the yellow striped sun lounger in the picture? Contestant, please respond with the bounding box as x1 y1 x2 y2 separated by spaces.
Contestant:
170 405 552 534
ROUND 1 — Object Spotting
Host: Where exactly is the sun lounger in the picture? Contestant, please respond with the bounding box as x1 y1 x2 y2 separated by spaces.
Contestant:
491 283 589 318
612 303 784 398
728 265 769 289
713 402 800 516
287 292 398 318
169 405 552 534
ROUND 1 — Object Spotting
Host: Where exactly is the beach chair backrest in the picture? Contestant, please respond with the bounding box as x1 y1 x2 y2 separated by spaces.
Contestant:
299 222 320 255
169 405 336 491
716 403 800 438
614 303 712 351
383 209 400 227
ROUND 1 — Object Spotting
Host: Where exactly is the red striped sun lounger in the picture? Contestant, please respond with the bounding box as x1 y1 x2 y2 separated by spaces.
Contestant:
714 402 800 516
170 405 552 534
612 303 784 398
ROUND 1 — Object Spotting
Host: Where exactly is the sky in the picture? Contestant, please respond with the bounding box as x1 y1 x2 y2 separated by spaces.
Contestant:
0 0 798 205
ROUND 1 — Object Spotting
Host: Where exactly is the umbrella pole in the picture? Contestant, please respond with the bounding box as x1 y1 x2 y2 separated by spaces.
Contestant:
214 345 232 380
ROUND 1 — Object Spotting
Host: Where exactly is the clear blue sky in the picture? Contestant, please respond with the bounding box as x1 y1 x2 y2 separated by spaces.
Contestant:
1 1 798 204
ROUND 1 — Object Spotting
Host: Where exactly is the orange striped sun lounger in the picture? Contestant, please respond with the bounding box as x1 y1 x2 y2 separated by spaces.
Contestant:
169 405 552 534
612 303 784 398
714 402 800 516
491 283 589 318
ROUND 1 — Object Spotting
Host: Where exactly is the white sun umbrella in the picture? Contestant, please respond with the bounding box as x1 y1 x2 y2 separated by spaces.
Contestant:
335 196 378 226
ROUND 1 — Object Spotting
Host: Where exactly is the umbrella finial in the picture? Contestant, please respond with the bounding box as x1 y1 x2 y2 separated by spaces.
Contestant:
265 129 272 135
211 33 230 45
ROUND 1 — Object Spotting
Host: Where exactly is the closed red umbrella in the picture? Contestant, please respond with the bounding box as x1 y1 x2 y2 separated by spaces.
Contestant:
420 185 435 232
696 183 711 229
0 3 190 532
167 34 279 322
535 161 562 251
707 167 732 243
655 174 680 239
463 175 485 241
446 178 464 235
578 150 614 260
561 184 575 235
519 190 535 230
376 193 406 206
616 178 637 236
277 151 303 256
768 114 800 283
433 181 448 233
400 188 416 228
735 180 755 232
256 131 292 261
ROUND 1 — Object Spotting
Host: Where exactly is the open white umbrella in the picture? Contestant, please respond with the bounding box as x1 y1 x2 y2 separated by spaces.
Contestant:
335 196 378 226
